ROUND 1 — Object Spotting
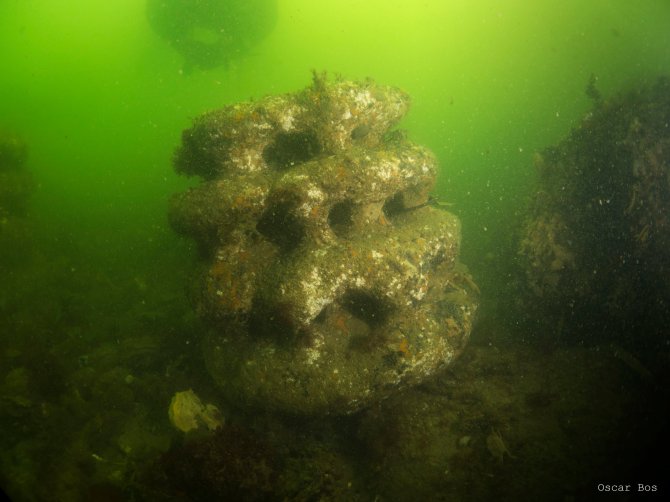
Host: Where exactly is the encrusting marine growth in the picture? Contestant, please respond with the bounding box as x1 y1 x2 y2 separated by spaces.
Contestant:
169 73 479 414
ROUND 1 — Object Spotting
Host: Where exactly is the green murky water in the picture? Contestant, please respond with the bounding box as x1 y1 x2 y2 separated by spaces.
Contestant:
1 1 669 500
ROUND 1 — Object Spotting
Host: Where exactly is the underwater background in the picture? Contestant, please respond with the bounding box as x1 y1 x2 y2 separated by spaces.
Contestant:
1 1 670 500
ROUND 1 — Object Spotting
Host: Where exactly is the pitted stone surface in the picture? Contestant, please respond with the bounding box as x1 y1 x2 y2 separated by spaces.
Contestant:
170 74 478 414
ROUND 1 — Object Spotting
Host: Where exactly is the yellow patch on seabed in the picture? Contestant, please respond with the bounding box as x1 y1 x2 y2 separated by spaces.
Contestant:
168 389 224 433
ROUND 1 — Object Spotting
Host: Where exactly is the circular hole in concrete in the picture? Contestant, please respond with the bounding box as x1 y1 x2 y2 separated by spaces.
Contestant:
256 197 305 253
341 289 390 328
248 297 298 346
262 130 321 170
350 123 371 141
382 192 405 219
328 200 354 237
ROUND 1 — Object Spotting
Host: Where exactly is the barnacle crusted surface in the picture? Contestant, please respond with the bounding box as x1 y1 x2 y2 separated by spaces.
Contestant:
170 75 478 414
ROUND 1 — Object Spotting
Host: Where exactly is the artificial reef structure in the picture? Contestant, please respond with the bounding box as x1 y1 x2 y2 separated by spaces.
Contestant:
518 77 670 347
169 74 478 415
146 0 277 73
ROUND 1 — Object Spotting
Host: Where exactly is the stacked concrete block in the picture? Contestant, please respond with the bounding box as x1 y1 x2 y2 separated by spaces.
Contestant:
170 74 478 414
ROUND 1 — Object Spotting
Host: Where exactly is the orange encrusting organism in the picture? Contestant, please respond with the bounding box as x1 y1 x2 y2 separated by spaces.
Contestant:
398 338 410 357
334 314 349 335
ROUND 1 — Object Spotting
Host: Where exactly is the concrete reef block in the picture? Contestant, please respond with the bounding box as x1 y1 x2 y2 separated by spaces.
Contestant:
170 75 478 415
169 174 271 250
174 74 409 178
248 208 461 330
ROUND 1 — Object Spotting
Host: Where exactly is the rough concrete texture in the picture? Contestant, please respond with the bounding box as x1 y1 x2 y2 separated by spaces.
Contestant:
170 74 478 414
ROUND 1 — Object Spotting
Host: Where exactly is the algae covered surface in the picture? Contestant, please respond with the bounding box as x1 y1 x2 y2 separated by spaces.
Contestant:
1 1 670 501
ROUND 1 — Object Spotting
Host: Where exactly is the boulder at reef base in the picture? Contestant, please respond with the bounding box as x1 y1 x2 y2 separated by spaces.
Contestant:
169 74 478 415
